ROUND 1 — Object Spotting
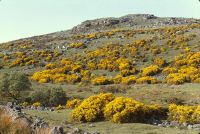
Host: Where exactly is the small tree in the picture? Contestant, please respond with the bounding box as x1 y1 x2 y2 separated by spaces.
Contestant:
0 72 31 102
30 87 67 106
49 87 67 106
30 89 50 106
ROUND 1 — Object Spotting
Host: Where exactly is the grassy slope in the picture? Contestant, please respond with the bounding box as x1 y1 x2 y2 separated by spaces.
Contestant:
24 83 200 134
31 83 200 106
24 109 197 134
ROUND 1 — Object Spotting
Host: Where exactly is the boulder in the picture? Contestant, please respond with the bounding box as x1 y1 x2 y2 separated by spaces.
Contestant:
51 126 64 134
7 102 13 108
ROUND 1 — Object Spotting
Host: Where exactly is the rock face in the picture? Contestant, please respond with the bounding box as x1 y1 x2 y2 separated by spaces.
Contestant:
0 105 63 133
0 104 33 127
32 117 49 129
0 105 99 134
71 14 200 34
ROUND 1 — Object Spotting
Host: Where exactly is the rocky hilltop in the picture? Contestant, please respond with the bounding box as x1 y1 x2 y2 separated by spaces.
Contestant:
1 14 200 45
71 14 200 34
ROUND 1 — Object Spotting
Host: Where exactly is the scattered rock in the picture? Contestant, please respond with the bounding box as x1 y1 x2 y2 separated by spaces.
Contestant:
83 132 91 134
13 105 22 112
71 14 200 34
182 122 188 127
51 126 64 134
91 132 100 134
50 108 55 111
32 117 49 129
192 124 200 128
158 124 164 127
73 128 80 133
188 124 193 129
170 121 179 127
7 102 13 108
37 106 45 111
89 123 95 127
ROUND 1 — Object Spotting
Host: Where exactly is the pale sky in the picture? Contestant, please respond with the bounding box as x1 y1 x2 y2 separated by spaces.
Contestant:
0 0 200 43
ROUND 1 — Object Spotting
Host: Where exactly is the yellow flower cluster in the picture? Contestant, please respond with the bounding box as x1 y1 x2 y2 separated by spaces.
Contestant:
104 97 145 123
104 97 162 123
21 102 29 107
120 68 137 77
66 99 82 109
142 65 160 76
69 42 86 49
165 73 187 84
71 94 162 123
9 56 36 67
165 52 200 84
32 102 41 108
165 66 199 84
91 76 113 85
168 104 200 123
121 75 137 85
162 67 177 74
136 76 158 84
71 93 115 122
56 105 65 110
45 63 56 69
31 59 87 84
153 57 166 67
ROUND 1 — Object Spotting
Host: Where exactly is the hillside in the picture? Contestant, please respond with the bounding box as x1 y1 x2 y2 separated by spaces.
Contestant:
0 14 200 85
0 14 200 134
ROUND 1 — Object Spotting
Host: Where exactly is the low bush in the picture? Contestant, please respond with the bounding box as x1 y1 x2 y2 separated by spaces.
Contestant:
56 105 65 110
30 87 67 107
104 97 163 123
71 93 115 122
153 57 166 67
71 94 164 123
104 97 145 123
32 102 41 108
162 67 177 74
66 99 82 109
136 76 158 84
91 76 113 85
121 75 137 85
168 104 195 123
165 73 187 84
142 65 160 76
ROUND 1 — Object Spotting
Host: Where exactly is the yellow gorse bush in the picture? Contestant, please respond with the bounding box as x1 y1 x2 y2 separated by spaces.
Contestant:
32 102 41 108
121 75 137 85
91 76 113 85
142 65 160 76
71 94 163 123
69 42 86 49
136 76 158 84
104 97 146 123
56 105 65 110
66 99 82 109
168 104 199 123
104 97 163 123
165 73 187 84
71 93 115 122
162 67 177 74
153 57 166 67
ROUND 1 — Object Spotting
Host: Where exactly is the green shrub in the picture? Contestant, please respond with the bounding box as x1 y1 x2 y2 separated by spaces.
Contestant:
30 87 67 106
0 72 31 102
